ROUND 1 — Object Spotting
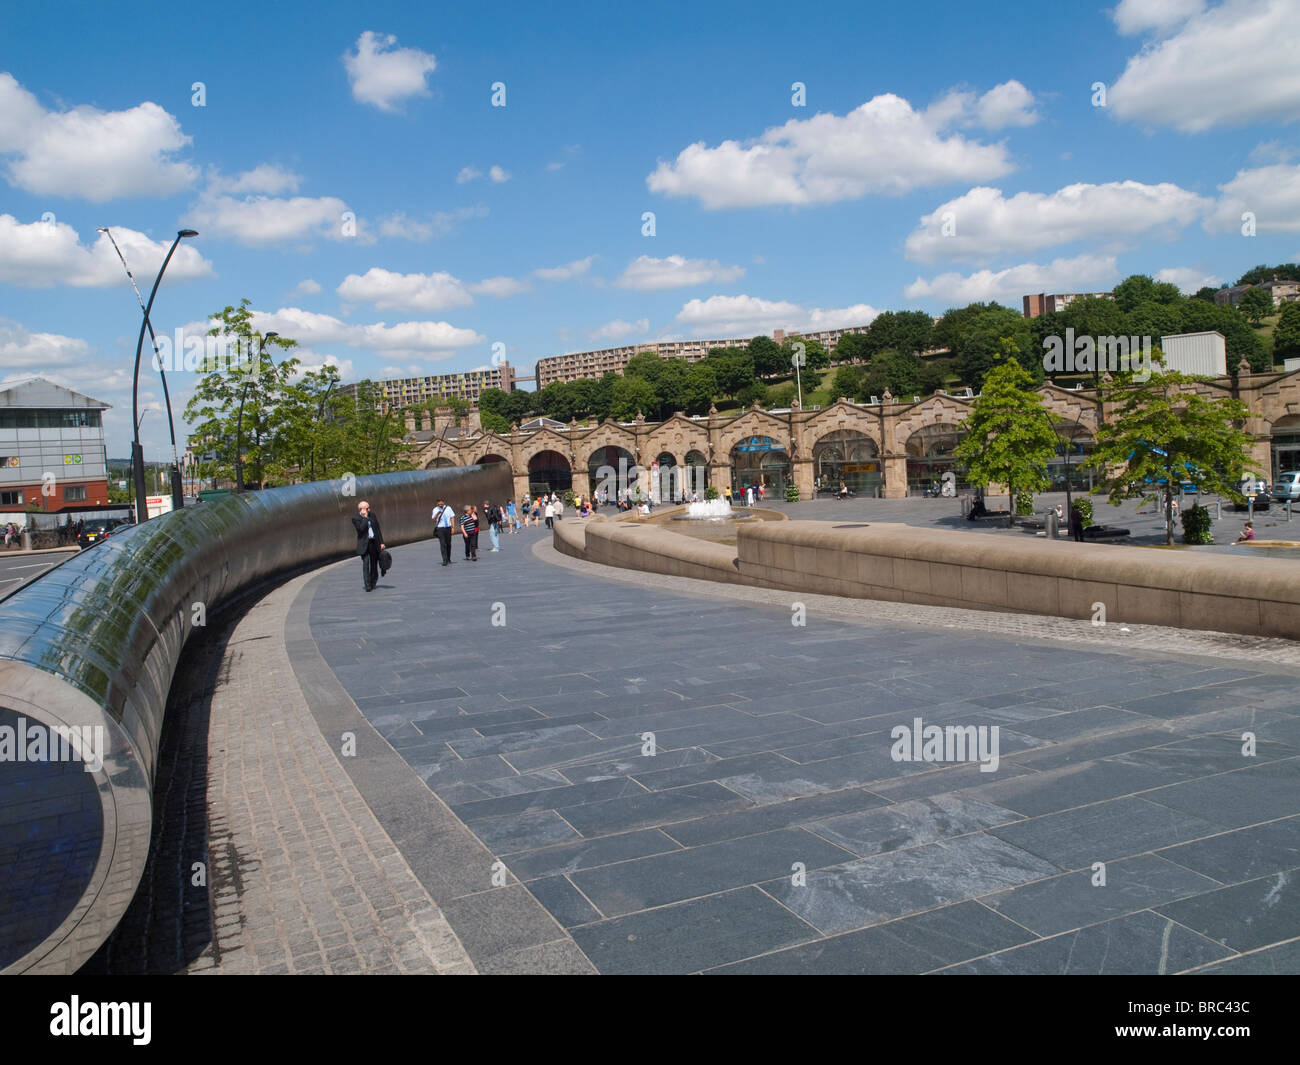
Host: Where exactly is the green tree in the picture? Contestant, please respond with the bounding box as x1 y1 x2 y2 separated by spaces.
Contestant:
706 346 756 398
859 349 925 399
1238 286 1274 326
480 409 510 434
1273 302 1300 361
747 335 785 377
1235 263 1300 286
1192 286 1219 303
949 306 1035 390
183 300 299 489
952 355 1059 527
609 376 658 421
683 361 718 413
782 336 830 370
830 363 863 400
833 332 871 364
1090 360 1260 545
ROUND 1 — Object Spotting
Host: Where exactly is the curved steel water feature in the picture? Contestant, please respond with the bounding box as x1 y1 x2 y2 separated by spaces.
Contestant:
0 464 510 973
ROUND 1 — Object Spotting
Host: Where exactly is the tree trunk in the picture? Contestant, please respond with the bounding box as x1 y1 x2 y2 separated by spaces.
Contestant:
1165 485 1174 546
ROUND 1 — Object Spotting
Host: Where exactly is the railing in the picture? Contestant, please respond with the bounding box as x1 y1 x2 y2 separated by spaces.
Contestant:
0 463 510 974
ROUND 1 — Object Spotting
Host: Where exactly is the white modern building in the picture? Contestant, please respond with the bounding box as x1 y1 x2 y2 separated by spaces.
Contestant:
0 378 111 514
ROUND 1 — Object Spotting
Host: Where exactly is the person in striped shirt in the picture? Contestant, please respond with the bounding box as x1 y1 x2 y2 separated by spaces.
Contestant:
460 504 479 561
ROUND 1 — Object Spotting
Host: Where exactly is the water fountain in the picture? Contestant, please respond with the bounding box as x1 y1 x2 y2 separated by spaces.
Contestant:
685 499 734 519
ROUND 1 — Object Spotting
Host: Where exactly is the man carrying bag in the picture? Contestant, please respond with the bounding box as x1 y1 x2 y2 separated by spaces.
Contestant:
432 497 454 566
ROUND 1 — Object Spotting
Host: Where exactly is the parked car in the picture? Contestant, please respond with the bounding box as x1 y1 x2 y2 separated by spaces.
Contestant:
77 519 129 548
1272 471 1300 502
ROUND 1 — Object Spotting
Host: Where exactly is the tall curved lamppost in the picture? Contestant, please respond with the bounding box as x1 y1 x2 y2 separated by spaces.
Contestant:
127 229 198 523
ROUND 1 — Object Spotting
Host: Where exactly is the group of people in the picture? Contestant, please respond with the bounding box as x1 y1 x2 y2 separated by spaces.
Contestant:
354 490 595 588
3 521 20 549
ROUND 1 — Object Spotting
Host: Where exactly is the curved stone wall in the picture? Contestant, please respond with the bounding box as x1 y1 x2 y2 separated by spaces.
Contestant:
0 464 510 974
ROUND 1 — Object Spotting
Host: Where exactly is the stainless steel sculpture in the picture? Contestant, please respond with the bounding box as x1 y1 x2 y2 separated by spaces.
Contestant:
0 464 510 973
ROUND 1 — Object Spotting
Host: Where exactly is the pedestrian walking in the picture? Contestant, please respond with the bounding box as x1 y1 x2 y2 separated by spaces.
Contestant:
484 499 501 551
554 496 563 521
351 500 386 592
506 499 519 533
432 497 454 566
544 499 555 529
531 498 542 526
1068 502 1084 543
460 504 479 560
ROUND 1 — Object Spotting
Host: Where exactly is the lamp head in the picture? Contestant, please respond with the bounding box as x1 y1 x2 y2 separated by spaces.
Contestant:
178 229 199 239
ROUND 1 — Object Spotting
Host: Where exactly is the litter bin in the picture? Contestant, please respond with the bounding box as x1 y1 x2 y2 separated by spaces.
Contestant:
21 527 32 551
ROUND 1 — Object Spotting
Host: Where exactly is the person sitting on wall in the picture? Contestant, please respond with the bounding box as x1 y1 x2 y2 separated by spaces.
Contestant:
1236 521 1255 544
968 495 988 520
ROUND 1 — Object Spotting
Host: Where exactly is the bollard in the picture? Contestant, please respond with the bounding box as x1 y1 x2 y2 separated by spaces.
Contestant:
1046 511 1058 539
21 527 32 551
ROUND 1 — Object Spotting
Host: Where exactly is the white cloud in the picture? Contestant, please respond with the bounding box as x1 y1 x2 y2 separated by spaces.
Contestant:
545 161 565 172
288 350 355 382
0 215 213 288
247 306 483 358
343 31 437 112
588 318 650 342
189 190 360 246
337 268 473 312
615 254 745 291
1249 141 1297 166
456 166 482 183
0 73 197 202
971 80 1039 130
1112 0 1206 35
674 294 879 336
1205 163 1300 234
292 279 322 296
0 318 93 369
903 254 1118 305
378 205 488 241
905 181 1210 263
646 91 1017 209
534 255 595 282
206 164 301 196
469 276 530 298
489 165 510 183
1108 0 1300 131
1155 266 1222 293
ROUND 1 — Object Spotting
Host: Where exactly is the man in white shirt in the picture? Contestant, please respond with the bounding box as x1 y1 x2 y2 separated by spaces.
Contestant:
432 497 455 566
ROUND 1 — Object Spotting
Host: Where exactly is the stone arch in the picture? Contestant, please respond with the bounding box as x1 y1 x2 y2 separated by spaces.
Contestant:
716 410 793 458
527 449 572 494
425 456 460 470
810 429 882 496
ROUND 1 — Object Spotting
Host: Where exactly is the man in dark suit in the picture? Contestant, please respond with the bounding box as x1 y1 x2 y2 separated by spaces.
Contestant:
352 500 386 591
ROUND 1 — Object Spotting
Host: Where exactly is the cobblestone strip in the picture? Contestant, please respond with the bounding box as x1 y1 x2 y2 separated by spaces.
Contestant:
190 569 475 974
535 535 1300 669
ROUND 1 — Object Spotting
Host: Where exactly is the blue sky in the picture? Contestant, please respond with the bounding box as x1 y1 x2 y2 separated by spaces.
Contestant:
2 0 1298 457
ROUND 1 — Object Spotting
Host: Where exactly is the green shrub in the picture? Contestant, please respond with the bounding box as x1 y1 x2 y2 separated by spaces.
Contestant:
563 489 576 507
1015 490 1034 516
704 485 719 501
1180 503 1214 544
785 483 800 502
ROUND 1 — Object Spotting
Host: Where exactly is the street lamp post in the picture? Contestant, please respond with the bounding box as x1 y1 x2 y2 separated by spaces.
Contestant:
235 332 278 493
127 229 198 525
310 378 336 483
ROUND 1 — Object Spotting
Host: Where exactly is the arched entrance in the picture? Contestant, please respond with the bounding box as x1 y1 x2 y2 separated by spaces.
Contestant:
426 457 457 469
1272 415 1300 479
528 450 572 494
654 452 678 502
812 430 880 496
905 424 967 493
588 445 636 500
684 449 709 497
731 435 790 497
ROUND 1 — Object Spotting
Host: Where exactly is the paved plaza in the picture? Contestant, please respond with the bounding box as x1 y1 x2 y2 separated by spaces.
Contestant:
88 515 1300 974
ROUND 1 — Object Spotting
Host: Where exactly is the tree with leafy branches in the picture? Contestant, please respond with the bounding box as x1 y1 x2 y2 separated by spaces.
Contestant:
1238 286 1274 326
1089 358 1259 545
952 350 1059 527
184 300 298 489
